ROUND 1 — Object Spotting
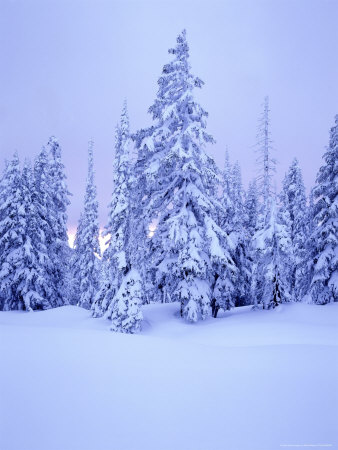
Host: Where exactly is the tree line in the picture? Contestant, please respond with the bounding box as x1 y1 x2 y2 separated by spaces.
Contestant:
0 30 337 333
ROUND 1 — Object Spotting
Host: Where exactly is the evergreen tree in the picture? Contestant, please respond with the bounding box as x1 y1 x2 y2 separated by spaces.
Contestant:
47 136 71 305
255 96 276 211
14 162 52 310
302 189 316 302
309 115 338 304
0 155 52 310
0 153 24 309
244 179 259 236
93 103 144 333
92 104 132 317
91 260 114 317
221 148 234 232
109 266 143 333
244 180 260 307
252 200 292 309
230 161 251 306
134 30 236 321
280 159 308 300
72 141 101 309
33 146 59 306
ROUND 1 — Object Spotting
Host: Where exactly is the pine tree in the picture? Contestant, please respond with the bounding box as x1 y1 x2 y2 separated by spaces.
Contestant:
47 136 71 305
302 189 316 302
0 155 52 310
14 162 52 310
280 159 308 300
134 30 236 321
252 200 292 309
230 161 251 306
244 180 260 307
309 115 338 304
72 141 101 309
91 261 114 317
221 148 234 232
107 267 143 334
33 146 59 306
255 96 276 211
93 103 144 333
0 153 24 309
92 104 132 318
244 179 259 236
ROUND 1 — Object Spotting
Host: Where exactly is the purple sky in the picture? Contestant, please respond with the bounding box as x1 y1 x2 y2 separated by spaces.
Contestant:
1 0 337 231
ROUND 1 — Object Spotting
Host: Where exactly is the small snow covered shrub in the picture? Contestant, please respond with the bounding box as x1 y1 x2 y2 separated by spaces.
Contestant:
110 269 143 334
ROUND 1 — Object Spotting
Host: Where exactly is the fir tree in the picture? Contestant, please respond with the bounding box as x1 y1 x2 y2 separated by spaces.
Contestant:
72 141 101 309
221 148 234 232
255 96 276 211
33 146 59 306
253 200 292 309
309 115 338 304
280 159 308 300
93 103 144 333
92 103 132 317
91 261 113 318
0 153 24 309
134 30 236 321
47 136 71 305
244 179 259 236
230 161 251 306
14 162 52 310
0 155 52 310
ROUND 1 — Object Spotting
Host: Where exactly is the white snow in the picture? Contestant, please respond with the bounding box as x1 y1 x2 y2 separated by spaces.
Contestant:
0 302 337 450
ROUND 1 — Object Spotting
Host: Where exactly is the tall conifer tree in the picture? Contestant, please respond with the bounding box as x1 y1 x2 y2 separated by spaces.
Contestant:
72 141 101 309
134 30 236 321
309 115 338 304
280 159 308 300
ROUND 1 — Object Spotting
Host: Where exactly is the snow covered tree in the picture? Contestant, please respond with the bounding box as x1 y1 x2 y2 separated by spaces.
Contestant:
221 148 234 232
255 96 276 211
109 268 143 334
280 159 308 300
104 106 130 273
301 189 316 302
0 153 24 309
309 115 338 304
47 136 71 305
0 155 52 310
72 141 101 309
243 180 260 307
13 162 53 310
91 260 114 318
92 104 131 318
33 145 60 306
93 103 144 333
244 179 259 236
230 161 251 306
134 30 236 321
252 200 292 309
218 152 251 308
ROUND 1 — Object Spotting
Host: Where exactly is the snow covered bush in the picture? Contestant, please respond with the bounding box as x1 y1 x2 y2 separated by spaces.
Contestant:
109 268 143 334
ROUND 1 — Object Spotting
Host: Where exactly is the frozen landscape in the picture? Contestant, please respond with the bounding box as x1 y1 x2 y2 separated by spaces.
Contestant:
1 2 337 450
1 302 337 450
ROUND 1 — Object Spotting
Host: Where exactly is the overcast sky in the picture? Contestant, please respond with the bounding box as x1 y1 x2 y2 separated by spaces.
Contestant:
1 0 337 231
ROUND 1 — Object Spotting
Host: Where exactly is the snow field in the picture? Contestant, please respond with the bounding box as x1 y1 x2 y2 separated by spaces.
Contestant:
0 302 337 450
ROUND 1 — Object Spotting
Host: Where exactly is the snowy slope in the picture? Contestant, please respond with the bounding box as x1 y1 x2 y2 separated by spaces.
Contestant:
0 302 337 450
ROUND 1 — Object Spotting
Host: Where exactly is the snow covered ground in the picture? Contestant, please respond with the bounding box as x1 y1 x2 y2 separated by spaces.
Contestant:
0 302 337 450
